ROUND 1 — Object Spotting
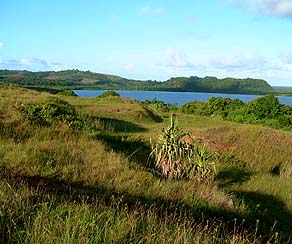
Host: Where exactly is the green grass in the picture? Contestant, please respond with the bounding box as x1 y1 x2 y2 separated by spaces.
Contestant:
1 85 292 243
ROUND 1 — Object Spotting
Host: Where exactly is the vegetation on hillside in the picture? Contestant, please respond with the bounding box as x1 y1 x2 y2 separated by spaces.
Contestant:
181 94 292 130
142 98 178 113
0 69 281 95
98 90 121 98
1 84 292 243
159 76 274 94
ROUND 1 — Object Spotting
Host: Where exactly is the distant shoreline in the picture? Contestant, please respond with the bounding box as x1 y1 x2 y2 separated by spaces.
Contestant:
1 69 292 96
273 86 292 89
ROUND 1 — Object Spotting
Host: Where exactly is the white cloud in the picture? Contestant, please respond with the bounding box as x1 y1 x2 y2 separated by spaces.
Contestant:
19 58 31 66
210 53 267 70
257 0 292 17
229 0 292 19
279 53 292 64
50 62 62 70
159 49 292 84
166 48 195 68
126 63 135 72
0 57 62 70
0 42 3 48
32 58 49 66
141 6 165 15
199 51 292 85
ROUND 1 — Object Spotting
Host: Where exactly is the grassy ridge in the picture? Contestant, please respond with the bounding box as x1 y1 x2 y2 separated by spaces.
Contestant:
1 85 292 243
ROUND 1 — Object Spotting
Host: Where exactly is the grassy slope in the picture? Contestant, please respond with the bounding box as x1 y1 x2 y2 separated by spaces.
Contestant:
1 85 292 243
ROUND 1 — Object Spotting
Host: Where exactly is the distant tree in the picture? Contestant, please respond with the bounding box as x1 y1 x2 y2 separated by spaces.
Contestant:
98 90 120 98
248 94 280 119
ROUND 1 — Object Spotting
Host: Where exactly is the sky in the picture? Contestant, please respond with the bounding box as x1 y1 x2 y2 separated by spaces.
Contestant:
1 0 292 86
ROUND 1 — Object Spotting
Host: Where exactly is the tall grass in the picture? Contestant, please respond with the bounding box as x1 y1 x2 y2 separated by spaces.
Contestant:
1 180 283 244
1 85 292 243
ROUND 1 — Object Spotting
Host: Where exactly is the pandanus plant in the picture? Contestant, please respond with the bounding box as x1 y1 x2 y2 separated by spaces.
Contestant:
186 144 216 180
150 114 216 180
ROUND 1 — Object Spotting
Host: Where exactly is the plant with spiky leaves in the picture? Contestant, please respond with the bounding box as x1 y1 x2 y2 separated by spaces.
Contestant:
186 144 216 180
150 114 216 180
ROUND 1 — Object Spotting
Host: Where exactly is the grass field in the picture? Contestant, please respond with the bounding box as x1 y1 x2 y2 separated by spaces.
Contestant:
1 85 292 243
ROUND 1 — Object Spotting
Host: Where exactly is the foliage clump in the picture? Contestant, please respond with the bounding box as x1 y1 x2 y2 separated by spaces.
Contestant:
142 99 178 113
150 114 216 180
98 90 120 98
18 98 84 128
180 95 292 130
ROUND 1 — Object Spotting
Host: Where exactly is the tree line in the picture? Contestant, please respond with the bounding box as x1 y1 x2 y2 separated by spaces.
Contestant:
0 69 276 95
180 95 292 130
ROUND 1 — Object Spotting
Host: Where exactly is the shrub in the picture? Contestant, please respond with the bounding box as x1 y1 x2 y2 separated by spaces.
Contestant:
180 95 292 131
180 101 206 115
143 99 178 112
98 90 120 98
248 94 280 119
18 98 84 128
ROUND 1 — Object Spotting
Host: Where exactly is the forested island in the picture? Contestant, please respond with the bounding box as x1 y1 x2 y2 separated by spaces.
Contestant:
1 69 290 95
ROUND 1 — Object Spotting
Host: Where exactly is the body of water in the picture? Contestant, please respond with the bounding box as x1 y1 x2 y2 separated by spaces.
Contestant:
74 90 292 107
273 86 292 89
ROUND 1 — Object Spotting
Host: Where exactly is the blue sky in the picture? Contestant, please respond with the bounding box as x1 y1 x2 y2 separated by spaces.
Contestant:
1 0 292 85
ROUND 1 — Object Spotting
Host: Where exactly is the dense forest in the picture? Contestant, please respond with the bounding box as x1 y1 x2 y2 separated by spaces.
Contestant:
0 69 279 95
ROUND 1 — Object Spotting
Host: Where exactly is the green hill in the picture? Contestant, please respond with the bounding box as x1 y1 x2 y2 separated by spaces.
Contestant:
0 69 275 95
159 76 273 94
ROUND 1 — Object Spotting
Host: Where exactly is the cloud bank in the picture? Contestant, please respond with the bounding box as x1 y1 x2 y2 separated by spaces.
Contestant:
159 48 292 85
0 57 62 70
230 0 292 19
256 0 292 18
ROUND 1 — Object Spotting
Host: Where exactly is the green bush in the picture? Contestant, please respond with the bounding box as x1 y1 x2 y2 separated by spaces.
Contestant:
180 101 206 115
143 99 178 112
180 95 292 131
18 98 84 128
98 90 120 98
